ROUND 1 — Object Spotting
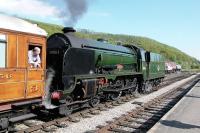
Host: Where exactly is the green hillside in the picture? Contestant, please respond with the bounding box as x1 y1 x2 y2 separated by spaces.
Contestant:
30 20 200 69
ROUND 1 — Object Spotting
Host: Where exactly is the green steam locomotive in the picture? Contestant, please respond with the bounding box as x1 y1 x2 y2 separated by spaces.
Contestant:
46 27 165 115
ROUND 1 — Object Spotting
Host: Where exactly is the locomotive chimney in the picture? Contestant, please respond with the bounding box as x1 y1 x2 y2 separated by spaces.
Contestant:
62 27 76 34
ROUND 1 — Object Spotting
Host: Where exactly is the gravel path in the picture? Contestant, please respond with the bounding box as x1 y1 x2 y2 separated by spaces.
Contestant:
55 74 198 133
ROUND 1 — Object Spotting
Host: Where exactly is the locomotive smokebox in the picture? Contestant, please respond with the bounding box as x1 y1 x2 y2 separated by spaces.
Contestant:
62 27 76 33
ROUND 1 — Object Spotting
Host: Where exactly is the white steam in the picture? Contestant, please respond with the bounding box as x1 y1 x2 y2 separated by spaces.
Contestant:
42 68 57 109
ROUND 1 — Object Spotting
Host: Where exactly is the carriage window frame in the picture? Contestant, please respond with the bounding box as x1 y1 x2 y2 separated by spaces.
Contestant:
0 34 7 68
28 44 43 68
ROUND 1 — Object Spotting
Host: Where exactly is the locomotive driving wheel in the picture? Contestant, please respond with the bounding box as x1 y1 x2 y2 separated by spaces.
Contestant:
142 81 153 94
128 78 138 95
89 96 100 107
109 79 123 100
129 85 138 95
59 96 73 116
109 91 122 101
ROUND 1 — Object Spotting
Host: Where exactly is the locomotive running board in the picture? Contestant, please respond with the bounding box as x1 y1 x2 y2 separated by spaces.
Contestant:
9 113 37 123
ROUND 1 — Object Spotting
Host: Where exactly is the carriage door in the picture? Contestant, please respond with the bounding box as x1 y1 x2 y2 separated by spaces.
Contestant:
26 41 45 99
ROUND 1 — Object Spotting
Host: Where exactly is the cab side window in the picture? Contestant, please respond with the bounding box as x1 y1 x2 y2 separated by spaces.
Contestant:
0 34 6 68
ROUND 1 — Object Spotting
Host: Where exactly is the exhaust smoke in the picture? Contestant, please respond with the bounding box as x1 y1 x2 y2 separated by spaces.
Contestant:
64 0 89 25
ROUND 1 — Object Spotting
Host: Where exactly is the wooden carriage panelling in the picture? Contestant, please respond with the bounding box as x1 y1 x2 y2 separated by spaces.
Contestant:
0 14 47 104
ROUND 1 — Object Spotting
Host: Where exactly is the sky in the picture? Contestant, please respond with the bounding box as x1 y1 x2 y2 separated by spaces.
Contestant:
0 0 200 60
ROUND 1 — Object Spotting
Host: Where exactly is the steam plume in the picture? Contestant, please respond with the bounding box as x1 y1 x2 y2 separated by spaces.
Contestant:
42 68 57 109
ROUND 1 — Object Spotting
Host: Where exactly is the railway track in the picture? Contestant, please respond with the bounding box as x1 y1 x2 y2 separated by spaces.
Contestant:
11 73 193 133
95 76 200 133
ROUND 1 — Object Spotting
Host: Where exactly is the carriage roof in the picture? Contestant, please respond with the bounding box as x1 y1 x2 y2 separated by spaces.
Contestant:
0 14 47 36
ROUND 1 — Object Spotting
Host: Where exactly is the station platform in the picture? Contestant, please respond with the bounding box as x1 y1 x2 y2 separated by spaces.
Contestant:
149 80 200 133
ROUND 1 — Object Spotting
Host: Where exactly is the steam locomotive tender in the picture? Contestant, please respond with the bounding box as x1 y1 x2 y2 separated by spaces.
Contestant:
47 28 165 115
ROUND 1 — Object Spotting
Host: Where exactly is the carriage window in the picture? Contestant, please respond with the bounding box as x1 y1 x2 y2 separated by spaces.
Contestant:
0 34 6 68
28 45 42 68
0 42 6 68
